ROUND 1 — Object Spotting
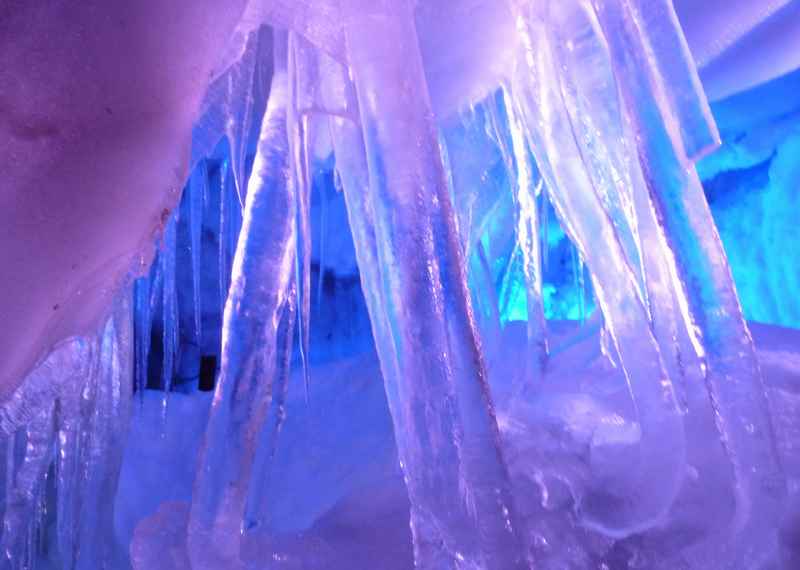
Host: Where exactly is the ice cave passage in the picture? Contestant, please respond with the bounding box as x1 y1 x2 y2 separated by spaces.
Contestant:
1 1 800 569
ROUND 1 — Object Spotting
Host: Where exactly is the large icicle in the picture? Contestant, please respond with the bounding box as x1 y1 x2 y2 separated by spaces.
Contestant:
509 0 686 537
287 34 318 402
499 91 549 386
337 1 529 567
242 275 297 536
593 0 785 557
188 56 297 569
544 0 692 405
223 28 273 207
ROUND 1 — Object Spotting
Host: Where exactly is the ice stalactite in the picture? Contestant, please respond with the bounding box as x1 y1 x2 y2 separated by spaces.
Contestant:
541 0 688 393
436 102 510 370
214 153 248 330
498 91 549 386
218 161 233 320
188 51 298 568
220 28 273 208
161 217 179 403
133 278 152 399
188 163 207 343
0 288 133 570
335 1 529 566
592 0 786 556
316 171 329 310
241 275 297 539
287 33 323 403
190 24 273 200
55 293 134 570
509 0 686 537
1 397 56 569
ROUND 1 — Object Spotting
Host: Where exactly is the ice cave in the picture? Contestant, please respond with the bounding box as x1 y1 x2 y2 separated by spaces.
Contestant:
2 1 800 568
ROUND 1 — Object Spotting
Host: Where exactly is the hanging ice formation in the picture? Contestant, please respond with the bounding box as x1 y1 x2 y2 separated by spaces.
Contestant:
0 292 133 569
0 0 793 568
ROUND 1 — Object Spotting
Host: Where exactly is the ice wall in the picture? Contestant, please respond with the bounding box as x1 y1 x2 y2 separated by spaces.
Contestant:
699 68 800 329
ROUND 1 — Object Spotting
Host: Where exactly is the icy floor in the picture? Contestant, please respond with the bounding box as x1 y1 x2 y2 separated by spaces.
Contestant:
117 320 800 569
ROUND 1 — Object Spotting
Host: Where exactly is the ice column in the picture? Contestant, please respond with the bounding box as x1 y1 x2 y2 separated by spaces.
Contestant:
509 0 686 537
337 1 529 567
188 60 297 568
593 0 785 552
500 92 549 385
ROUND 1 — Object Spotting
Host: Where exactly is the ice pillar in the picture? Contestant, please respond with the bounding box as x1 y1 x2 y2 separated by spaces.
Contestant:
593 0 785 553
509 0 686 536
188 60 297 567
337 1 529 567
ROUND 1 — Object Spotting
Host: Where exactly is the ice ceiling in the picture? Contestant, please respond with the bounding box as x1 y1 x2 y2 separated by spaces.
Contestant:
1 1 800 569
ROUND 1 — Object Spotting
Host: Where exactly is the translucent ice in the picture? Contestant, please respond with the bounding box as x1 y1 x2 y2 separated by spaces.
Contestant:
2 2 799 570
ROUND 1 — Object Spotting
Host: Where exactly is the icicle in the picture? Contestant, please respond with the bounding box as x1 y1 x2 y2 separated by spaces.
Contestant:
161 216 178 404
215 156 244 326
540 187 550 274
503 89 548 384
336 1 530 566
133 277 152 400
592 0 785 553
547 0 697 410
222 29 272 207
287 34 315 403
510 0 685 537
189 53 297 568
630 152 693 411
326 99 397 416
1 401 55 567
217 157 236 321
624 0 721 160
54 341 94 570
545 0 649 306
0 279 133 569
437 100 513 362
227 173 244 270
68 290 134 570
243 276 297 534
316 175 327 310
577 253 586 325
189 161 207 343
